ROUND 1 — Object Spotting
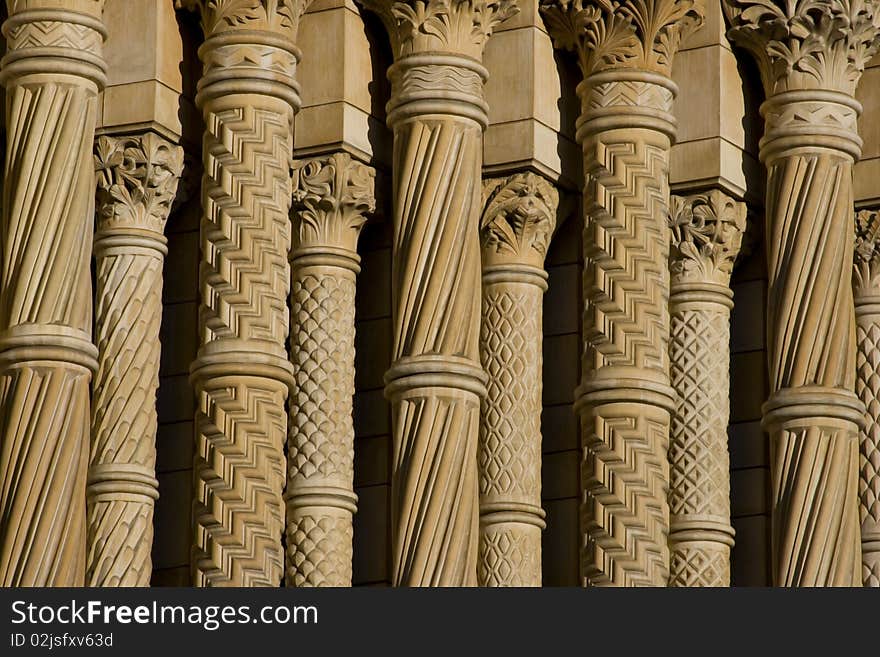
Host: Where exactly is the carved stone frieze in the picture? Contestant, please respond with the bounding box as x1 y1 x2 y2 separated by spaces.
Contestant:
286 153 375 587
478 173 557 587
88 133 184 587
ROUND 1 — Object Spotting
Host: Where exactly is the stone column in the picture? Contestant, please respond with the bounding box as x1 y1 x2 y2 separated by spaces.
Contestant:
478 173 557 587
0 0 106 586
358 0 518 586
724 0 880 586
87 134 183 587
854 208 880 587
178 0 308 587
541 0 703 586
286 153 375 587
667 191 745 587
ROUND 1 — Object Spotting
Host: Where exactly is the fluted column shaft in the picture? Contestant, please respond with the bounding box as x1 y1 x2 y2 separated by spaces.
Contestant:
542 0 703 586
854 209 880 586
360 0 518 586
477 173 557 587
0 0 106 586
286 153 375 587
724 0 880 586
87 134 183 587
181 1 307 587
667 192 745 587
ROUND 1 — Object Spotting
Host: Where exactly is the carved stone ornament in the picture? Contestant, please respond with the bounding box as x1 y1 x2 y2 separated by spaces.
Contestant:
175 0 310 39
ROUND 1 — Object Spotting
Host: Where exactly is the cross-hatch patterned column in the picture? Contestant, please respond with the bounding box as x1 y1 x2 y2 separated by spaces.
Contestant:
357 0 518 586
177 0 309 587
724 0 880 587
87 134 183 587
541 0 703 587
667 191 745 587
286 153 376 587
478 173 558 587
854 208 880 587
0 0 106 586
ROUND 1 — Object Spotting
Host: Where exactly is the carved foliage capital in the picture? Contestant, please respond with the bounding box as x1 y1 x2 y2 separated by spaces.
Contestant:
358 0 519 59
94 134 184 236
480 172 559 269
723 0 880 95
291 153 376 253
176 0 310 40
855 208 880 294
540 0 704 78
669 190 747 286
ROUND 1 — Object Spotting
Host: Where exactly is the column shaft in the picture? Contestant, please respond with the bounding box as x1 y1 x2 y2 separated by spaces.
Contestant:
0 0 106 586
87 134 183 587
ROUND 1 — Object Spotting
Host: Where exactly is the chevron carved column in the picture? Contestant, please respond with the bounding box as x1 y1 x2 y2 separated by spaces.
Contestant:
478 173 557 587
667 191 745 587
0 0 106 586
286 153 375 587
358 0 518 586
724 0 880 586
541 0 703 586
178 0 308 586
87 134 183 587
854 208 880 587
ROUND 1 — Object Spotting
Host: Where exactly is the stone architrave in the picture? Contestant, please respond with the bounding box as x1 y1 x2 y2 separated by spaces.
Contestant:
540 0 704 586
286 153 376 587
724 0 880 586
357 0 518 586
0 0 107 586
854 208 880 587
176 0 309 587
478 172 558 587
667 191 745 587
87 134 183 587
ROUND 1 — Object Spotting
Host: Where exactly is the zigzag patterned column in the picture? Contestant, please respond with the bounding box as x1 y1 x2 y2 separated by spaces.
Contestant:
178 0 308 587
359 0 517 586
87 134 183 587
286 153 375 587
854 208 880 586
0 0 106 586
667 191 745 587
478 173 557 587
724 0 880 586
542 0 703 586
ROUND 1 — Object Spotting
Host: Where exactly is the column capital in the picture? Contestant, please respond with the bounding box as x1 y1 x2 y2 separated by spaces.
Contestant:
480 172 558 275
855 208 880 299
669 190 746 291
540 0 704 79
358 0 519 60
290 152 376 260
723 0 880 97
175 0 309 40
94 134 184 249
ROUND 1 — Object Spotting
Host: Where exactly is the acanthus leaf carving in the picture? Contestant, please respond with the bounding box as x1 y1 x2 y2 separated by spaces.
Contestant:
669 190 747 286
175 0 311 39
855 208 880 294
358 0 519 59
480 172 559 269
94 134 184 235
540 0 704 77
291 153 376 253
723 0 880 95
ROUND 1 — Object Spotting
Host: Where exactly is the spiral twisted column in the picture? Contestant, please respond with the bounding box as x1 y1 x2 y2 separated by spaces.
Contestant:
667 191 745 587
286 153 376 587
358 0 518 586
541 0 703 587
87 134 183 587
0 0 106 586
854 208 880 586
724 0 880 586
477 173 558 587
177 0 309 586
